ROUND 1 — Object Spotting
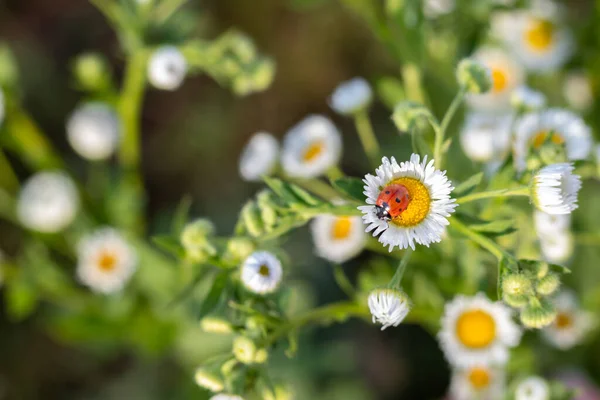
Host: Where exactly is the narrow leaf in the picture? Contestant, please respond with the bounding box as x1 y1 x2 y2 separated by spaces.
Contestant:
171 195 193 235
454 172 484 196
198 271 229 320
332 177 365 202
152 235 186 258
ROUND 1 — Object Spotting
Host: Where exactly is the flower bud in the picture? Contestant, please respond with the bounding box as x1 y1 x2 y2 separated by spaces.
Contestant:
503 293 530 308
251 58 275 92
200 316 233 334
253 348 269 364
262 385 293 400
181 218 217 261
257 190 279 229
240 200 263 237
536 273 561 296
194 367 225 392
0 44 19 87
456 58 492 94
391 101 435 132
502 273 533 296
538 140 568 166
73 53 110 91
520 297 556 329
232 336 257 364
223 237 256 264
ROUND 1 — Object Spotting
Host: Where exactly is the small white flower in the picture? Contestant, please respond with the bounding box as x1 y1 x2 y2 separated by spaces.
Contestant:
542 290 595 350
514 108 592 172
534 210 571 235
281 115 342 178
423 0 455 19
563 71 593 111
539 230 573 264
450 365 505 400
511 86 547 111
531 163 581 215
466 47 525 111
76 228 137 294
17 172 79 233
439 293 522 368
66 102 120 161
147 46 187 90
515 376 550 400
239 132 279 181
460 113 512 163
210 395 244 400
310 214 366 263
368 288 411 330
359 155 457 251
329 77 372 115
240 251 283 295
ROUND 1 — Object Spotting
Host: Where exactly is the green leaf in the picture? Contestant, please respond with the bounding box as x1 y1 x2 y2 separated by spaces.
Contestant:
549 263 571 275
412 273 444 310
263 177 302 205
5 277 38 321
285 331 299 358
152 235 186 258
470 219 517 237
171 195 193 236
287 184 323 206
454 172 484 196
198 271 229 320
331 177 365 202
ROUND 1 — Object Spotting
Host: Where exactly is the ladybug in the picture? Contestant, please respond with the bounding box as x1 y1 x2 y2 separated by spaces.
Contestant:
375 184 411 221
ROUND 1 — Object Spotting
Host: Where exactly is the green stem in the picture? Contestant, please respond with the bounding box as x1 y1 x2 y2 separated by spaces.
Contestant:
450 216 509 261
333 264 355 298
291 178 341 201
354 110 381 167
456 187 530 205
434 88 466 169
389 248 412 288
0 150 19 193
401 63 426 104
326 166 345 181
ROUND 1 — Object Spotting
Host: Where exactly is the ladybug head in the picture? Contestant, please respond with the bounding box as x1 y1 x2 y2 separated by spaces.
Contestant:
375 204 391 221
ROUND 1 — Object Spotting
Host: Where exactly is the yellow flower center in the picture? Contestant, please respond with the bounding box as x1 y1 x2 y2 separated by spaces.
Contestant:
525 19 555 52
555 312 573 329
258 264 270 277
302 140 325 163
468 367 491 390
531 130 565 149
389 177 431 227
456 309 497 349
490 67 508 93
98 252 117 272
331 217 353 240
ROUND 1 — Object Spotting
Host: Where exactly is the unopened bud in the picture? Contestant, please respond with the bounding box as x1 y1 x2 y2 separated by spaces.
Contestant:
200 317 233 334
232 336 257 364
194 367 224 392
503 293 530 308
0 44 19 87
391 101 435 132
181 218 217 261
520 297 556 329
223 237 256 264
73 53 110 91
536 274 561 296
456 58 492 94
262 385 293 400
240 201 263 237
251 58 276 92
502 274 533 296
257 190 278 229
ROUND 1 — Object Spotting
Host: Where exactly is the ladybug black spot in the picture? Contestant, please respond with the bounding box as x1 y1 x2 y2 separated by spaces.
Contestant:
385 191 390 194
395 198 401 203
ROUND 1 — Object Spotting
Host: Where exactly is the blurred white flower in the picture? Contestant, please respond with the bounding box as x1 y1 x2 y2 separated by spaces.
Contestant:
17 172 79 233
511 86 546 111
539 231 573 264
310 214 366 263
148 46 187 90
542 290 595 350
423 0 455 19
66 102 120 161
534 210 571 235
439 293 522 368
77 228 137 294
563 71 594 111
460 113 512 163
281 115 342 178
515 376 550 400
531 163 581 215
240 251 283 295
368 288 411 330
329 77 372 115
450 365 505 400
239 132 279 181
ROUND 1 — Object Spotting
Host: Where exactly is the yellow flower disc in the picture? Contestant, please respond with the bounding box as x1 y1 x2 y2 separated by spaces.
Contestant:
98 252 117 272
531 131 565 149
389 177 431 227
456 309 497 349
331 216 353 240
259 265 271 276
555 312 573 329
302 140 325 162
468 367 491 390
525 19 555 52
490 67 508 93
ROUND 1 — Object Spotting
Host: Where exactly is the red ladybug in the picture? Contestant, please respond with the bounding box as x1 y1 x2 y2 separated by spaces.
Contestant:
375 184 411 221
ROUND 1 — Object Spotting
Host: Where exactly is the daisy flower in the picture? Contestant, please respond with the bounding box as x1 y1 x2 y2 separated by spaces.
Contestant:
329 77 372 115
514 108 592 171
460 113 512 163
66 102 120 161
281 115 342 178
439 293 522 368
17 172 79 233
515 376 550 400
76 228 137 294
310 214 366 263
563 71 593 111
210 395 244 400
368 288 411 330
539 231 573 264
534 210 570 235
530 163 581 215
240 251 283 295
511 86 546 111
449 365 505 400
147 46 188 90
239 132 279 181
358 155 457 251
466 47 525 111
542 290 594 350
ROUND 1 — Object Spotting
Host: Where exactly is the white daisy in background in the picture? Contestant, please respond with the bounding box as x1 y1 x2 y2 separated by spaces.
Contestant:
530 163 581 215
281 115 342 178
76 228 137 294
239 132 279 181
359 155 457 251
329 77 372 115
147 46 188 90
439 293 522 368
534 210 571 235
542 290 595 350
514 109 592 171
539 230 573 264
17 172 79 233
466 47 525 111
515 376 550 400
449 365 505 400
423 0 455 19
66 102 120 161
511 86 547 111
368 288 411 330
460 113 512 163
209 395 244 400
563 71 594 111
240 251 283 295
310 214 366 263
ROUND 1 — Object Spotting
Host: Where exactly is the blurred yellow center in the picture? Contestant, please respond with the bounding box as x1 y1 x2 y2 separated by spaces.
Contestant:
258 264 270 276
525 19 555 52
302 140 325 163
389 177 430 227
531 130 565 149
555 312 573 329
456 309 496 349
491 67 508 92
468 367 491 390
331 217 353 240
98 252 117 272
